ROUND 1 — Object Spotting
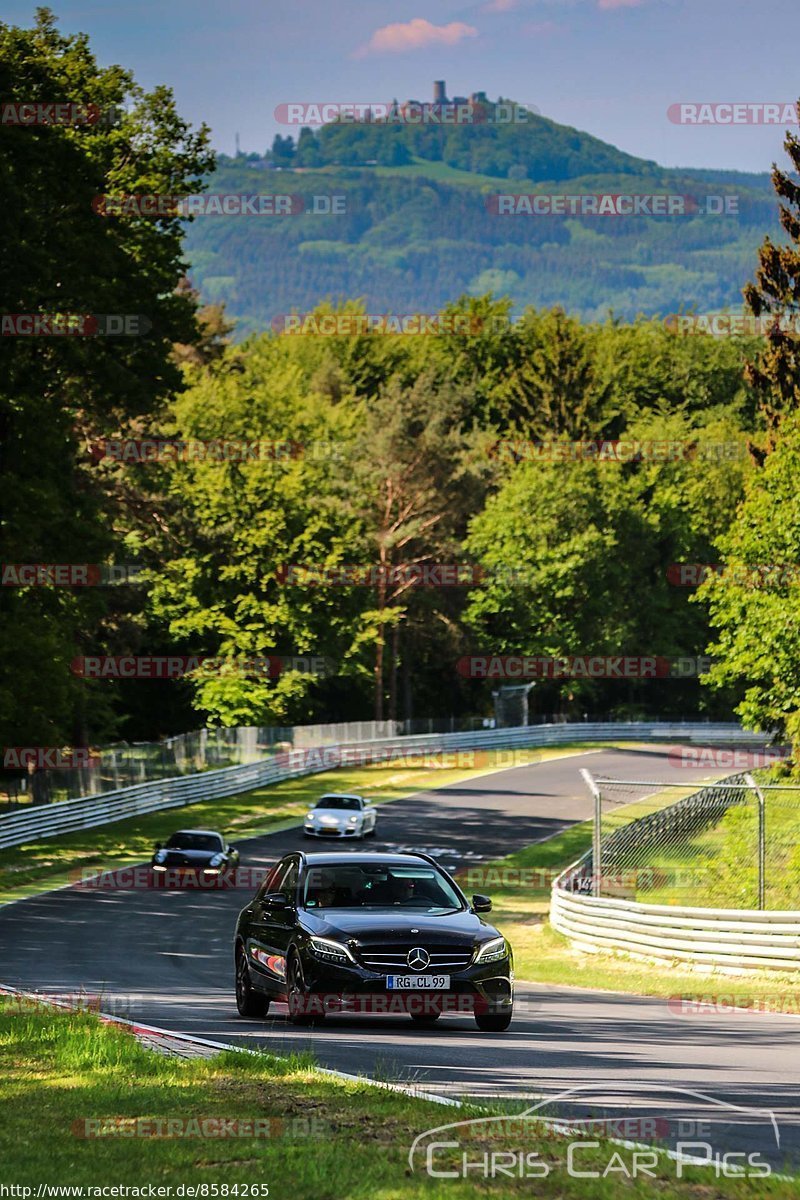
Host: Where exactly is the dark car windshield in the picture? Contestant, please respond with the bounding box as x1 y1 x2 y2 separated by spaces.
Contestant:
166 833 222 852
302 864 463 912
314 796 361 811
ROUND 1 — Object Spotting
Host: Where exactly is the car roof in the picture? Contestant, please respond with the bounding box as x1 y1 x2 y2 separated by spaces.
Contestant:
317 793 363 800
301 852 437 867
170 829 224 838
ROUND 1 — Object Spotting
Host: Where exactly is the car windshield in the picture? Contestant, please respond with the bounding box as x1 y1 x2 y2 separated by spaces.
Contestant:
302 864 463 912
165 833 222 852
314 796 361 811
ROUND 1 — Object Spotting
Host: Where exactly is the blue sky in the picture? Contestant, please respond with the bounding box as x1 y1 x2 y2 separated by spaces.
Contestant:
5 0 796 172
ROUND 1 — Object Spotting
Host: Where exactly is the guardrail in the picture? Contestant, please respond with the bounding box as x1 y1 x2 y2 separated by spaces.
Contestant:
0 721 766 851
551 884 800 972
551 769 800 972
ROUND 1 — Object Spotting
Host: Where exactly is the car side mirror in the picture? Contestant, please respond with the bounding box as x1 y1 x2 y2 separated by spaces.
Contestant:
155 842 162 851
472 894 492 913
228 846 237 854
263 892 290 909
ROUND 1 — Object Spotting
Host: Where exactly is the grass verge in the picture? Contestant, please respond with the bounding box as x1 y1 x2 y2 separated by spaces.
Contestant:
0 998 794 1195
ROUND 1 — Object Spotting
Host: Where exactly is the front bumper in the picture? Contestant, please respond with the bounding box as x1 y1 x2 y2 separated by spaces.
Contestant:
297 950 513 1016
304 824 361 837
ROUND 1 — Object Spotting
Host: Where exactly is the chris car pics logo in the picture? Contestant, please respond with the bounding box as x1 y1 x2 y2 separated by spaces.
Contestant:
408 1084 779 1181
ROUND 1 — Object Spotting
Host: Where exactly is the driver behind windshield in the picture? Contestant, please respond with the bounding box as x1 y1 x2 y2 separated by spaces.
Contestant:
303 866 459 911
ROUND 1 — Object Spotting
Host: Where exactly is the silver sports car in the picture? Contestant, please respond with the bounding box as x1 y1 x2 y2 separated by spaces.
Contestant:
303 793 377 840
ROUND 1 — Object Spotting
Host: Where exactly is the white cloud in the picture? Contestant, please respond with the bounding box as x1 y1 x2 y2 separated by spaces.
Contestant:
354 18 479 58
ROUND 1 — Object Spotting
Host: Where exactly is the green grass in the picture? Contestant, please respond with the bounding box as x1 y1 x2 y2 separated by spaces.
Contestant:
0 743 604 905
1 998 795 1195
640 790 800 910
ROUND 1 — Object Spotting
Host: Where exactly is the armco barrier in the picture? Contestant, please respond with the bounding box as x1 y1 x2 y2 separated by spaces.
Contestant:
551 885 800 972
551 769 800 973
0 722 766 851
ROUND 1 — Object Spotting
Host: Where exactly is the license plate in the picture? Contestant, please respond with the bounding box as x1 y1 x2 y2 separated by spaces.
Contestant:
386 975 450 989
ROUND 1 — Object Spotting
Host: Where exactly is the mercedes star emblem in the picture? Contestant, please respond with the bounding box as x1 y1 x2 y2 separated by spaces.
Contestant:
407 946 430 971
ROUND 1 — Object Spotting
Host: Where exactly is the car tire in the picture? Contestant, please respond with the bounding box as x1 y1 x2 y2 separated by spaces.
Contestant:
365 824 377 838
235 946 270 1018
475 1011 512 1032
287 951 325 1026
410 1012 440 1025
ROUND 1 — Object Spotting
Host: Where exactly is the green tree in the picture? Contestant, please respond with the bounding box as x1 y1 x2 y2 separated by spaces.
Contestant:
339 373 488 720
466 409 750 717
0 8 213 746
492 308 612 438
698 414 800 753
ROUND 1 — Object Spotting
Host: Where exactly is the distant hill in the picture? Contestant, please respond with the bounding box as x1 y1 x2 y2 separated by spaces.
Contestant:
182 102 780 335
278 100 661 182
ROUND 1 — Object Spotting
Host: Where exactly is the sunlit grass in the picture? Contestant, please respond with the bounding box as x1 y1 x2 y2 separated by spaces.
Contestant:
1 998 795 1195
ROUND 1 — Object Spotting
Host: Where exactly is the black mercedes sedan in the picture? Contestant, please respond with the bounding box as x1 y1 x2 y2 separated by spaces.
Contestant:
234 851 513 1031
150 829 239 881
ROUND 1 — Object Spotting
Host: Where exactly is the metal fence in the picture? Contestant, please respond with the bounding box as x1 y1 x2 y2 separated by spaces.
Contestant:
552 770 800 970
4 715 516 809
1 712 744 810
567 769 800 910
0 721 765 850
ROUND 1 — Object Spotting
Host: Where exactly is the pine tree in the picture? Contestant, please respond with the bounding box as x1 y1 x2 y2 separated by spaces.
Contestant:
743 100 800 434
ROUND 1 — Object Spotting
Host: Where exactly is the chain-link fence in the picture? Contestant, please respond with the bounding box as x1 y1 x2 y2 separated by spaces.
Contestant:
0 715 501 810
571 770 800 910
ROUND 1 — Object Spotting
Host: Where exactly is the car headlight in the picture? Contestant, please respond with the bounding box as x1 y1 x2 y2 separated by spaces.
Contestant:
309 936 355 964
154 849 167 864
475 936 508 964
209 853 224 867
348 815 359 825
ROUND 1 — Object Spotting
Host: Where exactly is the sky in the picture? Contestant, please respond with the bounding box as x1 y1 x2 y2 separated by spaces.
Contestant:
4 0 798 173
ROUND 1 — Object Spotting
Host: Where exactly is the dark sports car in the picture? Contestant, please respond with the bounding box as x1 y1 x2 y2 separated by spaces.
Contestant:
150 829 239 880
234 851 514 1031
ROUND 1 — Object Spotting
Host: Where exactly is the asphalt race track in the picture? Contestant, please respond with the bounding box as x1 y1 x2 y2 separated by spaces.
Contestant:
2 745 799 1172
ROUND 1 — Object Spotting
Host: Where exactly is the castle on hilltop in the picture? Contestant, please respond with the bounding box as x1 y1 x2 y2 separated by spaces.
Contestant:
390 81 490 121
